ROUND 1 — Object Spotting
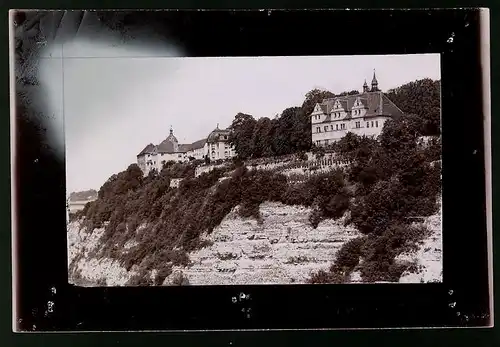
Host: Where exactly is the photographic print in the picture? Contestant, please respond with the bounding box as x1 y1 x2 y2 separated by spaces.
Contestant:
12 9 491 331
65 53 442 286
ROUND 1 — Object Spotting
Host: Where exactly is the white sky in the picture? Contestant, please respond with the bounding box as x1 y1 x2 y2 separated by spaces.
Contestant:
40 40 440 194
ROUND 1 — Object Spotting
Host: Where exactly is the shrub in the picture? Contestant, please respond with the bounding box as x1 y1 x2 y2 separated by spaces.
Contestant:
171 271 190 286
127 269 153 286
296 151 308 161
308 269 348 284
308 207 323 229
335 237 365 271
322 191 350 220
154 265 173 286
96 277 107 286
238 201 261 220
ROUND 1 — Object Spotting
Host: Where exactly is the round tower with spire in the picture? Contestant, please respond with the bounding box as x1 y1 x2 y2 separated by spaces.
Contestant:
371 69 379 92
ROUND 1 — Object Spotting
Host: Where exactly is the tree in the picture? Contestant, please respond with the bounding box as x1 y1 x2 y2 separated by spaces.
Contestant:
273 107 301 156
301 88 335 116
250 117 274 158
385 79 441 135
228 112 257 159
338 90 360 96
379 115 419 156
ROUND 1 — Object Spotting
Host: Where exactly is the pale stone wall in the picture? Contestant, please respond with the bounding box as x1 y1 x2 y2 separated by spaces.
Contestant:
311 116 390 146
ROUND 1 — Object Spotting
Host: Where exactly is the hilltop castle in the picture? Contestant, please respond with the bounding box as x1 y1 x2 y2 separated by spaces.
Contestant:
136 124 236 175
137 71 404 174
310 70 404 146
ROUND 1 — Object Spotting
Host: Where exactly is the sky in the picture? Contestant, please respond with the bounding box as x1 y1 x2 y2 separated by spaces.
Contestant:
39 40 441 194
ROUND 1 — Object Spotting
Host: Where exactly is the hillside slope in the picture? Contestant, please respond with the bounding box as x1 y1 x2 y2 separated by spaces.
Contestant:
68 196 442 286
68 120 442 286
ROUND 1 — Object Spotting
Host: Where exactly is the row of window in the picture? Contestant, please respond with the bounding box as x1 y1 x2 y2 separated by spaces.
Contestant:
313 109 364 121
315 120 379 133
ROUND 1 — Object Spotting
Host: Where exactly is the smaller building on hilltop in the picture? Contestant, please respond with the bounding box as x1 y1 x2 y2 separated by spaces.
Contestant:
310 70 404 146
137 124 236 175
186 138 208 160
137 127 194 175
206 124 236 161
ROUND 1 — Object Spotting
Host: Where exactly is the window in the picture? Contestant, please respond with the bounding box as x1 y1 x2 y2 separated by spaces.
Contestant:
367 122 370 128
354 110 357 115
355 121 360 128
330 125 334 130
371 121 374 127
336 124 339 130
341 123 346 130
376 121 379 127
178 154 182 158
324 126 328 132
316 127 321 133
325 140 329 145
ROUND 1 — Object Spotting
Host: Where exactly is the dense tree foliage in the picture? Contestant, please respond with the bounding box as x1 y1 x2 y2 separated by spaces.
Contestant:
228 88 370 160
385 78 441 136
228 112 257 159
309 115 441 283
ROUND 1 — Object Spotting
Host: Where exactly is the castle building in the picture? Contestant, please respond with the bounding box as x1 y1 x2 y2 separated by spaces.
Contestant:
310 70 404 146
206 124 236 161
136 124 236 175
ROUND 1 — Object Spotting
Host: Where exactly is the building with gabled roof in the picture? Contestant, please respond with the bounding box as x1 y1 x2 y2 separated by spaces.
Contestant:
136 124 235 175
310 70 404 146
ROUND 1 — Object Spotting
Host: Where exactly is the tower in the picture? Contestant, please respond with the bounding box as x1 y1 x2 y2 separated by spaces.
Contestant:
166 125 179 152
363 79 369 93
371 69 379 92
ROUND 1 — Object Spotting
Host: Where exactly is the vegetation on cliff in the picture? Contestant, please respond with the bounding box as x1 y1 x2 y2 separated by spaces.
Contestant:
72 79 441 285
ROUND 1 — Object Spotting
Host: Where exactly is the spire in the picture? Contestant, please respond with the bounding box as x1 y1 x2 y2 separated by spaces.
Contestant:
169 125 173 135
371 69 379 91
363 78 369 93
216 123 219 129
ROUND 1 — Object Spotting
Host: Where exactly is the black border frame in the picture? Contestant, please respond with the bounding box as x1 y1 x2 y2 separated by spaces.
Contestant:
11 8 491 331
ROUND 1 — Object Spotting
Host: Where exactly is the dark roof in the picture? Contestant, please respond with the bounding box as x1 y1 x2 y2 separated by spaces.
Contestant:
137 143 155 157
190 138 207 150
178 144 191 152
138 137 208 156
157 139 176 153
207 128 230 143
315 91 404 120
165 132 178 144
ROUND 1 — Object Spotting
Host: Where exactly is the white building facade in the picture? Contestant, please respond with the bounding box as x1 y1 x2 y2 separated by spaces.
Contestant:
206 125 236 161
310 72 404 146
137 125 237 175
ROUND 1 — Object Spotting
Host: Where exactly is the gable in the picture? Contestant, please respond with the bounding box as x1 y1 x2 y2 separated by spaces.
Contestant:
137 143 155 157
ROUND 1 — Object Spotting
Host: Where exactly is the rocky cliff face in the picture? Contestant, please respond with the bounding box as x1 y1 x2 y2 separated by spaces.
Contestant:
67 199 442 286
165 202 360 285
397 200 443 283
